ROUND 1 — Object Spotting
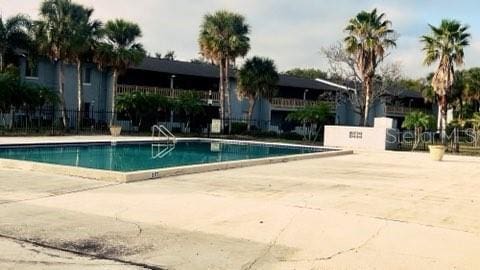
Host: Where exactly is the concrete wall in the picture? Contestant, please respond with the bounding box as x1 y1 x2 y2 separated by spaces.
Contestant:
324 117 397 151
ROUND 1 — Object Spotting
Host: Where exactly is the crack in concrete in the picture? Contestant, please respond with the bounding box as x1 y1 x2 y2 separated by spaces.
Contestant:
290 203 478 235
241 194 312 270
283 222 388 263
0 258 122 266
0 183 120 206
114 207 143 237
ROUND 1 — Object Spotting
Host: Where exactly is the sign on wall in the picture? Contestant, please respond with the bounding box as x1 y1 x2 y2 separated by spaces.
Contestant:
211 119 221 134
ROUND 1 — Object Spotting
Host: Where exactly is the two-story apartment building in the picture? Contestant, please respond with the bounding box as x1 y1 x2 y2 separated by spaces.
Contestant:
17 56 432 132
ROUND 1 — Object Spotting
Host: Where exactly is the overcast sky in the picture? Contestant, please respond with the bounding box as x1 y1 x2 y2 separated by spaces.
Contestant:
1 0 480 78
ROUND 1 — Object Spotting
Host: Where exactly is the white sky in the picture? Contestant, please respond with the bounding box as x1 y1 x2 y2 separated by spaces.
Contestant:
1 0 480 79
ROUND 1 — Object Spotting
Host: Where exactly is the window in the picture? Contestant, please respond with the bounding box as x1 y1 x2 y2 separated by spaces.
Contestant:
25 59 38 78
83 67 92 84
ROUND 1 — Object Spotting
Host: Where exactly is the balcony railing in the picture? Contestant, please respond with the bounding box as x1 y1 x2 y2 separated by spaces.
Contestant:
117 85 335 111
385 105 426 115
271 98 335 111
116 84 220 105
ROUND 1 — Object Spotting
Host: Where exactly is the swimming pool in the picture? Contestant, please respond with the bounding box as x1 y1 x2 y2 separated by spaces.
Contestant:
0 140 326 172
0 139 352 182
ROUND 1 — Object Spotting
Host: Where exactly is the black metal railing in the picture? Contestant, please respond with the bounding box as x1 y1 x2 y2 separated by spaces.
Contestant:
0 109 311 139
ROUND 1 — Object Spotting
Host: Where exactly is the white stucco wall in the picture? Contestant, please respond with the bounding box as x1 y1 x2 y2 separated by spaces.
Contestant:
324 117 397 151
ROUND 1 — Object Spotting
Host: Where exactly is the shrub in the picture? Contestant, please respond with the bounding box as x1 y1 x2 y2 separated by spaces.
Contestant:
230 122 248 134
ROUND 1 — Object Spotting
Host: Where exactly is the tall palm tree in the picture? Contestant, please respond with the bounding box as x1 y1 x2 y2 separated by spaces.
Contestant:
199 10 250 132
67 5 101 126
94 19 146 125
0 14 31 71
36 0 81 128
344 8 397 126
237 56 279 131
421 19 470 141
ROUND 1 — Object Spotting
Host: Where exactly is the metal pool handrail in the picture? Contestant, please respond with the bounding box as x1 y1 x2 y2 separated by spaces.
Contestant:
152 125 176 144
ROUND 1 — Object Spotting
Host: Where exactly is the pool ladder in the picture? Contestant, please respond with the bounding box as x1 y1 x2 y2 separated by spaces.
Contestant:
151 125 176 145
151 143 175 159
151 125 176 159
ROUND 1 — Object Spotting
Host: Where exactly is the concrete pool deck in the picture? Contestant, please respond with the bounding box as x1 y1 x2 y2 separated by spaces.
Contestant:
0 141 479 269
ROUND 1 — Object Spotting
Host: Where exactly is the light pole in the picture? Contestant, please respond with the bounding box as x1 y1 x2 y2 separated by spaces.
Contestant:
303 89 309 139
208 90 213 137
91 99 95 128
170 75 176 89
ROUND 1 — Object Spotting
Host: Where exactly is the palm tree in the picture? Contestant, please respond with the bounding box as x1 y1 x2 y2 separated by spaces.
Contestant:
94 19 146 125
237 56 279 131
421 19 470 142
36 0 81 128
0 14 31 71
402 111 435 150
67 5 101 126
344 8 397 126
199 10 250 132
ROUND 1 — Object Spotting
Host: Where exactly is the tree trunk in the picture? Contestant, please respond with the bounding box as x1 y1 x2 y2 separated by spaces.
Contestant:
0 53 4 72
439 95 448 144
110 70 118 126
363 76 372 127
9 107 14 129
357 107 365 126
247 98 256 131
218 58 225 133
459 96 463 120
76 60 83 130
224 57 231 134
58 61 68 129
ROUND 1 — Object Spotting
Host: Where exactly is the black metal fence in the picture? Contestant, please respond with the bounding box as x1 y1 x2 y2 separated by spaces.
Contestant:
0 109 113 135
0 109 308 139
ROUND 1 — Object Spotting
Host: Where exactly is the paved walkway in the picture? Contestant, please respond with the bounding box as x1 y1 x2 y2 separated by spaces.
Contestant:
0 146 479 269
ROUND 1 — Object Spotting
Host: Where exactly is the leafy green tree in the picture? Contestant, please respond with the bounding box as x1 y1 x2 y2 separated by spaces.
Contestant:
287 103 332 142
421 19 470 141
0 71 18 116
94 19 146 125
175 92 204 132
0 68 57 128
402 111 435 150
0 14 31 71
116 91 171 130
344 8 397 126
283 68 328 80
464 68 480 113
237 56 279 131
199 10 250 132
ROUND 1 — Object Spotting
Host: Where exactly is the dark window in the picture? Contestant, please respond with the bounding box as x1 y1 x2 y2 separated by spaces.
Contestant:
84 103 90 118
84 67 92 84
25 59 38 78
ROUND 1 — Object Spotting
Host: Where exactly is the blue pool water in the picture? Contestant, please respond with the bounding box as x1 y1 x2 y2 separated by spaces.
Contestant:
0 141 328 172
